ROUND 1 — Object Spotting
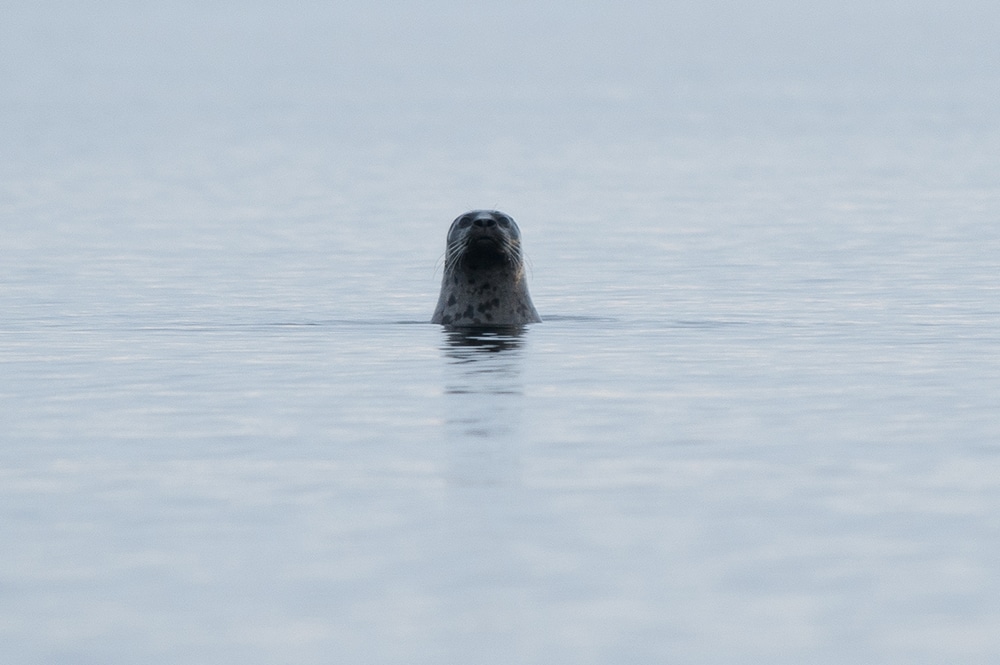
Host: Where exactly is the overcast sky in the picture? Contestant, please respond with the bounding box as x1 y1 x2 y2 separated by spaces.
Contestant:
2 0 998 166
4 1 998 101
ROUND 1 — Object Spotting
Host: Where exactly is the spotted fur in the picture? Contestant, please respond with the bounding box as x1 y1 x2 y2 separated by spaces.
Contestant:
431 210 541 326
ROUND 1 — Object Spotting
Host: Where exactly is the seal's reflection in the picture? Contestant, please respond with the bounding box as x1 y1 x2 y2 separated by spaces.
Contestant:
440 326 528 486
443 327 524 355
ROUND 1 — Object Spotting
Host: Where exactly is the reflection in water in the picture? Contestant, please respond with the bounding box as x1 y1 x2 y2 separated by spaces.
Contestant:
442 327 525 355
439 326 529 486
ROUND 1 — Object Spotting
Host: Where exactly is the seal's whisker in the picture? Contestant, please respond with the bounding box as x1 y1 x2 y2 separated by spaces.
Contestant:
522 251 534 278
433 251 448 277
444 237 469 273
499 236 521 266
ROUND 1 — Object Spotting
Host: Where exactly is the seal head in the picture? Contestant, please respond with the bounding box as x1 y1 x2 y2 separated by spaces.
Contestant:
431 210 541 327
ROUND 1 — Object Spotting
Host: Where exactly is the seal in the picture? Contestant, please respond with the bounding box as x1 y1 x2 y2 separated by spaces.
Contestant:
431 210 541 326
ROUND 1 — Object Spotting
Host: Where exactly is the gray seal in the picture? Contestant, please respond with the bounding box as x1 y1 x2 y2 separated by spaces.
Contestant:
431 210 541 326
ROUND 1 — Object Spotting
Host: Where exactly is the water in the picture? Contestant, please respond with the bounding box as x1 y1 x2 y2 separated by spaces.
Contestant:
3 2 1000 663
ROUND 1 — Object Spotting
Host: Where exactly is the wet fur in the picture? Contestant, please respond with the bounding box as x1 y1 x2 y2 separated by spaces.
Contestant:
431 210 541 327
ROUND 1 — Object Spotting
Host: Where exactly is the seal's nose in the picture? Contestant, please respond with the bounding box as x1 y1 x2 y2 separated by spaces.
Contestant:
473 217 496 228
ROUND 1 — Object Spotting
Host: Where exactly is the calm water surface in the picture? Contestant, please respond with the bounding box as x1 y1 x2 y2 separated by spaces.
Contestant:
3 2 1000 664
